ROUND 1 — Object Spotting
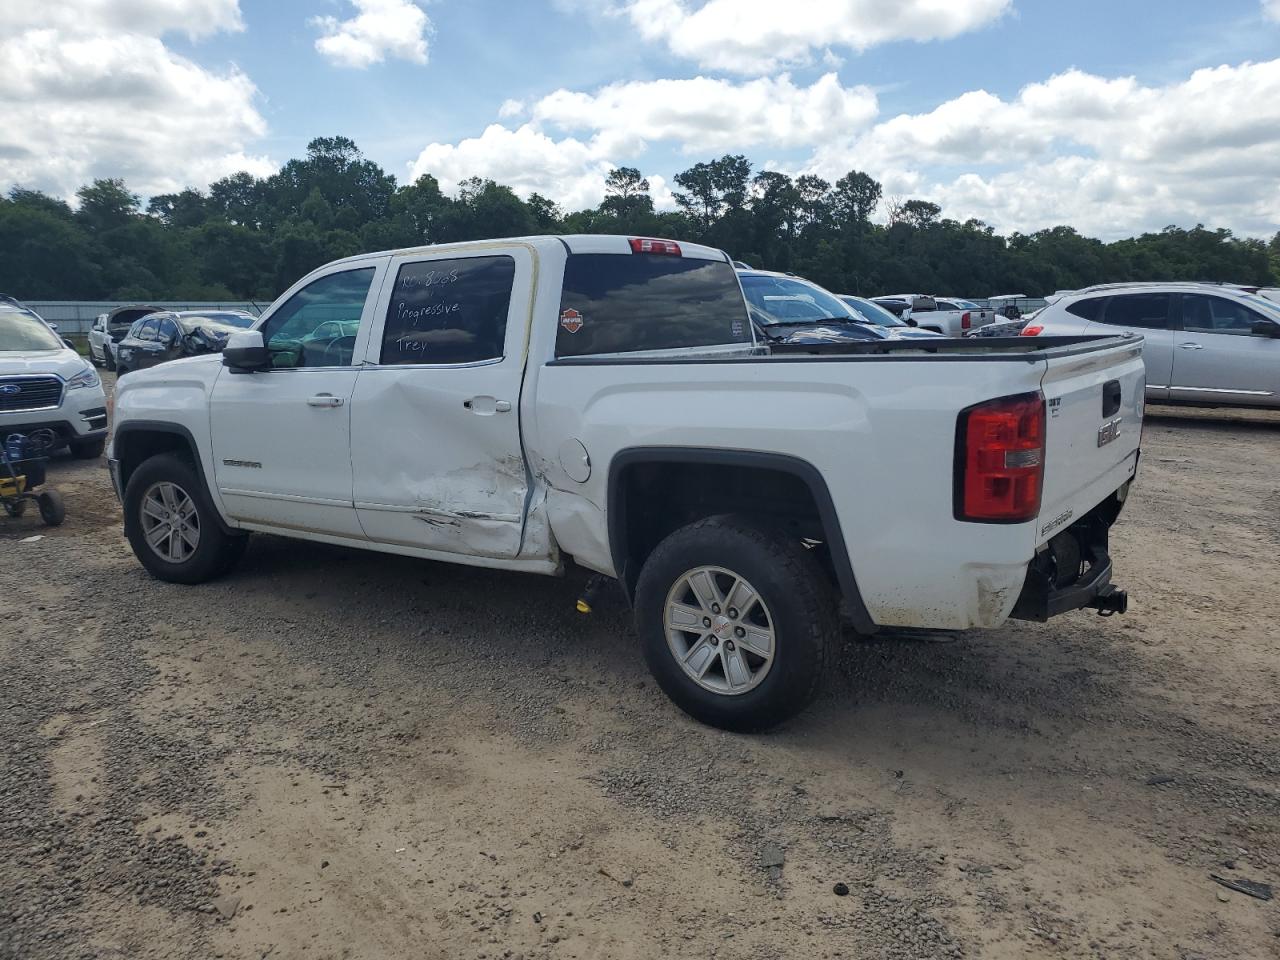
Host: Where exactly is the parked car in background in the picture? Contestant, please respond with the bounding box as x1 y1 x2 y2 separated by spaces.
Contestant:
115 311 257 376
90 304 166 370
737 269 885 345
837 295 944 339
1023 282 1280 408
885 294 992 337
870 296 915 322
0 297 108 459
936 298 994 330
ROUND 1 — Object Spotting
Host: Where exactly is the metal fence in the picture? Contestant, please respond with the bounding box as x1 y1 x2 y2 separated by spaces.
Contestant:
25 301 264 337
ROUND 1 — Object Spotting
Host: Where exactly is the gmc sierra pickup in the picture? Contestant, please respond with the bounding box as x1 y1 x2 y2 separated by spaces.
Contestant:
110 235 1143 730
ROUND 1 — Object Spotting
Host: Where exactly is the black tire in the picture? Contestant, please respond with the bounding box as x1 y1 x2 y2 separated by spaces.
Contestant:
37 490 66 527
4 498 27 518
70 437 106 460
116 365 129 377
105 350 117 372
634 515 839 732
123 452 248 584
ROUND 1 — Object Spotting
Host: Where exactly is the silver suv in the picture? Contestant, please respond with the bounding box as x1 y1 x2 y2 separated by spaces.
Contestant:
1025 283 1280 409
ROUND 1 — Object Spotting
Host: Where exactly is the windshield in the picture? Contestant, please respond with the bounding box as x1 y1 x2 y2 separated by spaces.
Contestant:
0 307 64 352
179 313 255 335
739 275 856 325
839 296 906 327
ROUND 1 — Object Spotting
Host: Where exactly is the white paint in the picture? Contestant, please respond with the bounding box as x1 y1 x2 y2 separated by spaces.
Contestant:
111 234 1146 633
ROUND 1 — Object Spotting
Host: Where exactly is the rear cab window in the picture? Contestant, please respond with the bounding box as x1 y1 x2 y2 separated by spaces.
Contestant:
556 251 751 358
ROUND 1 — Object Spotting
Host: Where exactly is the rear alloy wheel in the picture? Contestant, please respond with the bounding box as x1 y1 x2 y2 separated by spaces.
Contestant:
635 515 838 732
663 566 776 696
124 453 247 584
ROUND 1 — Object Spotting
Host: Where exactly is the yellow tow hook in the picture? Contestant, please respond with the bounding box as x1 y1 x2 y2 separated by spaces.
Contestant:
575 574 611 615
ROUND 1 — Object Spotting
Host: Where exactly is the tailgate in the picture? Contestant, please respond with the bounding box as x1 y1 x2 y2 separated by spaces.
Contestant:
1035 338 1144 546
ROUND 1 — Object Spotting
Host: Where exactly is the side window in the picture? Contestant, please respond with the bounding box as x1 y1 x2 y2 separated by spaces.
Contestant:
557 254 750 358
380 256 515 365
1100 293 1170 330
1182 294 1257 336
158 318 181 344
1065 296 1106 322
258 268 376 369
135 319 159 342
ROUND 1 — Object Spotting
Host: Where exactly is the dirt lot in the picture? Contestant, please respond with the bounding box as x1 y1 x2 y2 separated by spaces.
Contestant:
2 379 1278 960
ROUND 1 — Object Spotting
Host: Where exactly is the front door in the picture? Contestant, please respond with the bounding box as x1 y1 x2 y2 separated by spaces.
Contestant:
1170 293 1280 406
1085 292 1175 402
349 246 533 558
209 262 386 538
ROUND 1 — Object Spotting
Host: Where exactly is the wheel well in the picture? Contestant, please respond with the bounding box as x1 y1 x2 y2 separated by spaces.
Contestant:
114 429 195 494
607 450 875 632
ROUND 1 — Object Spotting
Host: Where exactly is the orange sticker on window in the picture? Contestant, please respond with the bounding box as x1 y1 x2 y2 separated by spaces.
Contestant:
560 308 584 334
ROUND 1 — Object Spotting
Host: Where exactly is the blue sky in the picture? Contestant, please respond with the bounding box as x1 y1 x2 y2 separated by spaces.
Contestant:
3 1 1279 237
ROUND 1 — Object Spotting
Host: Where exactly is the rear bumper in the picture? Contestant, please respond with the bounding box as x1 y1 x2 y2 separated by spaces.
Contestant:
1010 492 1129 622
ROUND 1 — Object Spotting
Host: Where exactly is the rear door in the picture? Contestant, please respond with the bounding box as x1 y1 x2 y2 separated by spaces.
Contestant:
1035 338 1145 547
1083 293 1174 402
1171 293 1280 406
349 245 533 558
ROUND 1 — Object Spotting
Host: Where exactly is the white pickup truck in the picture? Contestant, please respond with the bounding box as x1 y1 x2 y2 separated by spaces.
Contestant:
110 235 1144 730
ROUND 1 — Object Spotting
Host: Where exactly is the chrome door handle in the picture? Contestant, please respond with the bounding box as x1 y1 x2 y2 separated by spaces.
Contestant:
1178 342 1204 350
463 397 512 415
307 394 344 407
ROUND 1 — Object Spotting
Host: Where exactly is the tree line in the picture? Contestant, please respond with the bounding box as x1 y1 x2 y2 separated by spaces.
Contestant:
1 136 1276 302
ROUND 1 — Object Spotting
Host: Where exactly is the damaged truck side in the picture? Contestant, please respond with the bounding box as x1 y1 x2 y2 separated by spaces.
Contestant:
110 235 1144 730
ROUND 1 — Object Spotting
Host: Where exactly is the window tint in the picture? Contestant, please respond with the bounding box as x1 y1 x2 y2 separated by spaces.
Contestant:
1100 294 1170 330
1181 294 1259 335
135 319 159 342
381 256 515 365
1065 296 1106 322
557 254 749 358
258 268 375 369
158 318 181 343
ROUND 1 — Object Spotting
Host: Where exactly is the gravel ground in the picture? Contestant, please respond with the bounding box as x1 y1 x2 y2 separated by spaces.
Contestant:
2 378 1278 960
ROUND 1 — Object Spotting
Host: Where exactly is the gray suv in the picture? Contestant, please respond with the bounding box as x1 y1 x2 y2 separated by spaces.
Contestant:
1025 283 1280 409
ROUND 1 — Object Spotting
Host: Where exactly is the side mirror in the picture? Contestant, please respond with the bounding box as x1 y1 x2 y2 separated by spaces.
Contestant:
48 322 59 332
62 338 76 350
906 317 918 327
222 330 270 372
1251 319 1280 338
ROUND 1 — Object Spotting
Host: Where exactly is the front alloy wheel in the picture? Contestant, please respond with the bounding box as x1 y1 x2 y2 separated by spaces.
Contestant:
123 452 247 584
139 481 200 563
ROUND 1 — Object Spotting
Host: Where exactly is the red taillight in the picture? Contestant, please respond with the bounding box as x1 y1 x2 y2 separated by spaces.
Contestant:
955 392 1045 523
1020 324 1044 336
628 237 681 256
960 311 971 330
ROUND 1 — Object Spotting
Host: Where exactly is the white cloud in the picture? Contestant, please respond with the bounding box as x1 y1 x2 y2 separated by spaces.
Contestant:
408 73 878 210
618 0 1011 73
0 0 243 39
312 0 431 68
1264 0 1280 22
409 124 618 211
802 61 1280 238
530 73 877 154
0 5 270 200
